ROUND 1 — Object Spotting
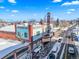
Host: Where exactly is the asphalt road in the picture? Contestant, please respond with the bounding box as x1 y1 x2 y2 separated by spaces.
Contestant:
33 41 56 59
41 24 77 59
63 44 77 59
56 43 65 59
63 24 78 59
59 24 78 59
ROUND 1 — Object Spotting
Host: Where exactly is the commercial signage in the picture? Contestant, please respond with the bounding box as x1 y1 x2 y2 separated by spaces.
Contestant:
16 27 29 40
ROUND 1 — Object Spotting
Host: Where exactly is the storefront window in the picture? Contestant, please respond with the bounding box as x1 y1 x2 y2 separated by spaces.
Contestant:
24 32 27 37
36 31 40 36
18 32 20 36
17 32 21 38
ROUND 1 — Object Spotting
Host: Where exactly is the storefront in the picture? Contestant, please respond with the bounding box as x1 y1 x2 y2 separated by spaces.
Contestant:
15 23 29 42
15 23 49 59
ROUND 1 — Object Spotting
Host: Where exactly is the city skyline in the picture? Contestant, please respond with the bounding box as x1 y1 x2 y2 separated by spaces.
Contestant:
0 0 79 22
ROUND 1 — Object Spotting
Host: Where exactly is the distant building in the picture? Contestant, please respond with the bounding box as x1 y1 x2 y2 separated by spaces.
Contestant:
15 23 29 41
0 24 18 40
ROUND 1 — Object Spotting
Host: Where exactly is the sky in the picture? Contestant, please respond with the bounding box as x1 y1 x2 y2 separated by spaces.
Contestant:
0 0 79 22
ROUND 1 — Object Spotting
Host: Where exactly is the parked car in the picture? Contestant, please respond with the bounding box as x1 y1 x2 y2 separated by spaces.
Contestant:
68 47 75 55
58 39 62 42
48 53 55 59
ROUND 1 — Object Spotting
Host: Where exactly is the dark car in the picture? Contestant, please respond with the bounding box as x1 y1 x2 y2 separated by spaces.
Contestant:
58 39 62 42
48 53 55 59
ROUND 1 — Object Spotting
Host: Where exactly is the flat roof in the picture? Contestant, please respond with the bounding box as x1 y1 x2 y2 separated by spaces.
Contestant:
0 38 21 51
0 42 30 59
16 23 28 27
0 38 30 58
16 23 46 27
0 25 15 32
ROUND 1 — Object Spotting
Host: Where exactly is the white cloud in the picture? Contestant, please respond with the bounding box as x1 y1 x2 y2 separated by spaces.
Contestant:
69 9 75 11
66 9 75 14
61 1 79 6
67 11 72 14
8 0 16 3
11 10 19 13
53 0 62 2
0 6 5 9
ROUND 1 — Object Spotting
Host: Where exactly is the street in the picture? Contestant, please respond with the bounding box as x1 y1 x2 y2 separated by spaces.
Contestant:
63 44 77 59
56 43 65 59
61 24 78 59
32 24 79 59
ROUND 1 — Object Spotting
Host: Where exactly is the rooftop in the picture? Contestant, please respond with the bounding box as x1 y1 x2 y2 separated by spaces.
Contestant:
16 23 28 27
0 25 15 32
0 41 30 59
0 38 21 51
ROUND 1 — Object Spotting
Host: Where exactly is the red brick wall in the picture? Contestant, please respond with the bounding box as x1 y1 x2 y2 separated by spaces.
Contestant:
28 24 33 42
0 31 20 41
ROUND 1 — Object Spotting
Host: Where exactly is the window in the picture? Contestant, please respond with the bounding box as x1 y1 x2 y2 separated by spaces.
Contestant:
17 32 21 38
18 32 20 36
17 48 28 56
36 31 40 36
24 32 27 37
7 55 14 59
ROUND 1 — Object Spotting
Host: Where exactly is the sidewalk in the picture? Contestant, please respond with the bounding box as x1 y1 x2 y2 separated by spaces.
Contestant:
76 46 79 59
77 54 79 59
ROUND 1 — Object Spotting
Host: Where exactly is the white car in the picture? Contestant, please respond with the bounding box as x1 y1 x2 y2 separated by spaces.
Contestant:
44 42 61 59
68 47 75 54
